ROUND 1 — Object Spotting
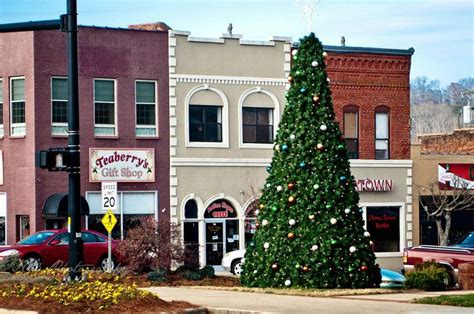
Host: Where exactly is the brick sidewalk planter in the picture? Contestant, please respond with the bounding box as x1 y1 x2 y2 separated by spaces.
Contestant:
458 263 474 290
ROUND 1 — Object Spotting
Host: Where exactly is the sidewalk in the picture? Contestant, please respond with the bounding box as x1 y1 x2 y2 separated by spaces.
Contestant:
145 286 474 314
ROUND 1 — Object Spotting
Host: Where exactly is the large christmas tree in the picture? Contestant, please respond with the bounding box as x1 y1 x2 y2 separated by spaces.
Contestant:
241 33 381 289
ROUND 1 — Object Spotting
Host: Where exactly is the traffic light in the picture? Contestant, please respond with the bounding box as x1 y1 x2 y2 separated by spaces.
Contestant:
36 147 69 171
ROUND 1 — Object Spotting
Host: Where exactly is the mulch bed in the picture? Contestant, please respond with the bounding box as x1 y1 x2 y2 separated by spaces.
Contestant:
151 273 240 287
0 295 196 313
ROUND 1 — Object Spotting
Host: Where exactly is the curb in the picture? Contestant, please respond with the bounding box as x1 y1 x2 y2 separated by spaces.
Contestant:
207 308 276 314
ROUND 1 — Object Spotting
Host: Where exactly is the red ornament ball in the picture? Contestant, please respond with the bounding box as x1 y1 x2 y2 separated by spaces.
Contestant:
360 265 368 271
302 266 310 272
288 232 295 239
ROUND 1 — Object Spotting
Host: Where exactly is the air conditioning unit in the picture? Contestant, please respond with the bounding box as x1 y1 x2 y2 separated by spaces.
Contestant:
463 105 474 124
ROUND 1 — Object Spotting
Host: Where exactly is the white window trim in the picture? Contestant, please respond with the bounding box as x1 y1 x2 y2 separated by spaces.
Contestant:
51 76 68 136
238 87 280 149
135 80 158 138
0 78 3 138
359 202 406 257
185 84 229 148
85 190 158 240
10 76 26 137
93 78 117 137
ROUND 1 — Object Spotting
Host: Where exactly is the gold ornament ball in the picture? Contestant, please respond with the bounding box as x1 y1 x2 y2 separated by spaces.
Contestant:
308 214 315 220
317 143 324 150
302 266 310 272
288 232 295 239
288 196 295 203
313 96 320 103
259 204 265 209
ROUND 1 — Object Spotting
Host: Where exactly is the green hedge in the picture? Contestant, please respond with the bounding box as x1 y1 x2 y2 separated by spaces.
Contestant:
405 262 449 291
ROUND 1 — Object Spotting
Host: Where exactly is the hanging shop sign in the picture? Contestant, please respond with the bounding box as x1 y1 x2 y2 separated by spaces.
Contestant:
438 163 474 190
90 148 154 182
205 200 237 218
355 179 393 192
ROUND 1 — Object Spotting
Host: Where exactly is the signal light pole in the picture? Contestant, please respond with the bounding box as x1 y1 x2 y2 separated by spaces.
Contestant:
1 0 83 281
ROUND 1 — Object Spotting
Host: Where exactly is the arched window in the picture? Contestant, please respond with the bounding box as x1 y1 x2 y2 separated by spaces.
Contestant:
343 105 359 159
244 199 259 246
375 106 390 160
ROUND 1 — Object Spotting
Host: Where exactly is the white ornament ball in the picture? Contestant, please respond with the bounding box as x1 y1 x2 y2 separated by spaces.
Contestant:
255 210 260 216
313 184 320 190
253 270 258 274
323 51 328 58
266 183 271 188
289 219 296 226
344 208 351 214
330 218 337 225
241 258 245 263
312 60 318 67
262 219 269 226
285 279 292 287
317 143 324 150
364 231 371 237
349 246 357 253
263 242 270 249
290 134 296 141
311 244 319 251
320 124 327 131
292 49 298 56
277 185 283 192
308 214 315 220
275 144 281 151
327 77 331 83
370 240 374 246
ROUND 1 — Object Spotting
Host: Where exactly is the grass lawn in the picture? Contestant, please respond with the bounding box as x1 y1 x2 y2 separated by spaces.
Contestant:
413 294 474 307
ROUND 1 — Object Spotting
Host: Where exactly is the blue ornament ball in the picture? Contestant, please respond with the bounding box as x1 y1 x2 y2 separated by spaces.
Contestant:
282 144 289 152
299 161 306 168
266 165 272 172
340 176 347 182
300 87 306 93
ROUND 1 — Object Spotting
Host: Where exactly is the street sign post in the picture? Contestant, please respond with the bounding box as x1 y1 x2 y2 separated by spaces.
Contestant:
101 209 117 272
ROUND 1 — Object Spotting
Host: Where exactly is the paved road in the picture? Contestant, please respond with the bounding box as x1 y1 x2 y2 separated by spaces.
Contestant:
145 287 474 313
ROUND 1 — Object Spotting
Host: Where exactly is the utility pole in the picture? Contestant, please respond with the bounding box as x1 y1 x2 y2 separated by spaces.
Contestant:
0 0 83 281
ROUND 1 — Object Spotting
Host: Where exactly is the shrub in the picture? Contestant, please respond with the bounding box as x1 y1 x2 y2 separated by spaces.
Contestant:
183 271 203 281
117 217 185 273
147 269 168 283
0 254 22 273
199 265 215 278
405 262 449 291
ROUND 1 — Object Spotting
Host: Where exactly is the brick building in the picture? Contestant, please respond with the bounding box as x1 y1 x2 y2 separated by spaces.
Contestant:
0 26 169 245
412 128 474 246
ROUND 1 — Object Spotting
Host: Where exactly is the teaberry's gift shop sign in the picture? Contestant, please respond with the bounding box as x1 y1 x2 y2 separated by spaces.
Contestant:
90 148 154 182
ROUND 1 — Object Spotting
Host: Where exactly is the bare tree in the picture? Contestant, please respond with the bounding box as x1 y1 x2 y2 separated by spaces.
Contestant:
410 102 459 141
418 178 474 246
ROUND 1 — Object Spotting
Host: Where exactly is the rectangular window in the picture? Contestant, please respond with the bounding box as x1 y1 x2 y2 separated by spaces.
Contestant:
94 79 116 136
375 112 389 159
10 77 26 136
189 105 222 142
51 77 68 135
0 79 3 137
242 107 273 144
136 81 157 137
343 111 358 159
366 206 400 253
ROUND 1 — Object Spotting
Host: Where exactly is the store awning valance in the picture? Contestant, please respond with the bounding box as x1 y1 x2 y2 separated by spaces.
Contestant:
42 193 90 218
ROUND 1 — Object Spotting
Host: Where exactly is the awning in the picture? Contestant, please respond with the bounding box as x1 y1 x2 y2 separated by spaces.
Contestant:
42 193 90 218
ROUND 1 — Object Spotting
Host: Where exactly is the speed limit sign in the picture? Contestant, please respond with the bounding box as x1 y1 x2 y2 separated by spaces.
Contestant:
101 182 117 212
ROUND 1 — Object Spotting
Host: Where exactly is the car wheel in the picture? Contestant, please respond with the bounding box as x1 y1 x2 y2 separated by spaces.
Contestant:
100 256 116 272
443 272 454 288
231 259 243 276
22 256 42 272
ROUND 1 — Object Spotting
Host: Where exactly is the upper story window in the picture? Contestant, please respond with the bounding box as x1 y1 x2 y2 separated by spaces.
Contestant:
343 106 359 159
94 79 116 136
189 105 222 142
375 106 390 160
136 80 157 137
51 77 68 136
0 79 3 138
242 107 273 144
10 77 26 136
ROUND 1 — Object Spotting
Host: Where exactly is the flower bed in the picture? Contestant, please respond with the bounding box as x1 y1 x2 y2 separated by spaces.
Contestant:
0 269 198 312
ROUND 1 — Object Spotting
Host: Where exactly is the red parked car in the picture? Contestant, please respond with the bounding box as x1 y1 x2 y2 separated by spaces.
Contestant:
0 229 120 271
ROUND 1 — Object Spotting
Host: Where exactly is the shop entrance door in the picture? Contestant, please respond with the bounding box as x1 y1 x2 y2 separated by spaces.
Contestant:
205 221 224 265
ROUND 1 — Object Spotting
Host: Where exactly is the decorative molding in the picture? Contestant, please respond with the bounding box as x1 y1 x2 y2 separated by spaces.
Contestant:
170 30 291 47
171 74 287 86
169 30 178 223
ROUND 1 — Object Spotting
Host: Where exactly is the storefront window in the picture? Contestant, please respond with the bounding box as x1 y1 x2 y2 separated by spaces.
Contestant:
86 191 156 240
0 216 5 245
244 199 259 246
183 199 199 267
366 206 400 252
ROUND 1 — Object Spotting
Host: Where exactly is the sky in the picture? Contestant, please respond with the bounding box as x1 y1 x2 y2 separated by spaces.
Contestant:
1 0 472 87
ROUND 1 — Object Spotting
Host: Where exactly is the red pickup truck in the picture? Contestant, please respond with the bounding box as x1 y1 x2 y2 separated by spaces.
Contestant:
403 232 474 286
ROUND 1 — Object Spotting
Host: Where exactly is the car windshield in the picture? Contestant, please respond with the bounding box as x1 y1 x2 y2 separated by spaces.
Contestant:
17 231 55 245
459 233 474 247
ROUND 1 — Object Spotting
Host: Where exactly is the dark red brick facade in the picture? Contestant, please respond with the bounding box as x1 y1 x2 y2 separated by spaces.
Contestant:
325 48 413 159
0 27 169 244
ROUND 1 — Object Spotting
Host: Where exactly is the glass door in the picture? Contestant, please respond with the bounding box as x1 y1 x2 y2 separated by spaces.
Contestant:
206 221 224 265
225 220 240 253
